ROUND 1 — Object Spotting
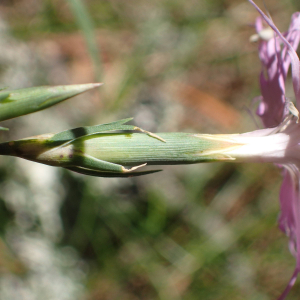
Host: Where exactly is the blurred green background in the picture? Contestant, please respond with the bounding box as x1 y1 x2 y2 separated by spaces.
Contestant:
0 0 300 299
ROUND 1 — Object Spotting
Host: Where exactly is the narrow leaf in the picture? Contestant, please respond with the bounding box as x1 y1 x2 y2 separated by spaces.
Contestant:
65 166 162 178
50 118 133 143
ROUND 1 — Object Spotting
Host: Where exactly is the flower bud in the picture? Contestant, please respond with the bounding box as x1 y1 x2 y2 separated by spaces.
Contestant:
0 83 102 121
0 119 242 177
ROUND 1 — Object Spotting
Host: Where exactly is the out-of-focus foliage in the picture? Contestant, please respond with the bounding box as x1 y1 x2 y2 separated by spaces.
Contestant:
0 0 299 299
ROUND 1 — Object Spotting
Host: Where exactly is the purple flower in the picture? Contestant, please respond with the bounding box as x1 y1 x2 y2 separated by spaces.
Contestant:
249 1 300 298
255 13 300 127
201 2 300 299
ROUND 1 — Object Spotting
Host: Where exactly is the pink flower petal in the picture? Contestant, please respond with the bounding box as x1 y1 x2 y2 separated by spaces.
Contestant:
277 268 299 300
249 2 300 298
248 0 300 107
255 12 300 127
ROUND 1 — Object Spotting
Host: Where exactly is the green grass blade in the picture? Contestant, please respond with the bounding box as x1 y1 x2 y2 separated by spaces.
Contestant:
66 0 102 81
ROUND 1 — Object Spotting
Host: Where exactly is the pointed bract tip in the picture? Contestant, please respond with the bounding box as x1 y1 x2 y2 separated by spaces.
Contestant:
61 82 103 94
79 82 103 89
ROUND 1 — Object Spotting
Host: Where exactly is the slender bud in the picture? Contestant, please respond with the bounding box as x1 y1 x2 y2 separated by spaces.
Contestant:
0 119 243 177
0 83 102 122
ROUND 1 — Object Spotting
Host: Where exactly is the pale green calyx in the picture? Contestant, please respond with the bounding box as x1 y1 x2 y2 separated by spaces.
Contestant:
1 117 295 177
0 119 244 178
